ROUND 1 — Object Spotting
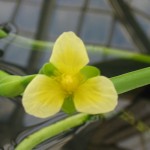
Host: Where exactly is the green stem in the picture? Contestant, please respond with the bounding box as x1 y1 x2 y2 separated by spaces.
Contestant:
111 67 150 94
87 46 150 64
15 113 90 150
15 67 150 149
1 30 150 64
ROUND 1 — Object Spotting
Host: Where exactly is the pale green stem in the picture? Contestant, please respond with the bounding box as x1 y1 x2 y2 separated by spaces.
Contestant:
15 113 90 150
0 30 150 64
87 46 150 64
15 67 150 150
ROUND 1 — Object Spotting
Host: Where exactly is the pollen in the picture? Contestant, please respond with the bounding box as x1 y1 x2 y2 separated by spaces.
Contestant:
61 74 81 94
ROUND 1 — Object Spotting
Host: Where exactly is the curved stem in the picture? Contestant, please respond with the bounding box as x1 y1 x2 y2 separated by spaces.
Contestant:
87 46 150 64
15 113 90 150
1 30 150 64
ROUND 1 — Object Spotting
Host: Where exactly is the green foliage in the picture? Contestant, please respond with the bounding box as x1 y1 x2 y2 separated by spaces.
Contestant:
0 71 35 97
80 65 100 79
39 63 57 76
62 96 76 115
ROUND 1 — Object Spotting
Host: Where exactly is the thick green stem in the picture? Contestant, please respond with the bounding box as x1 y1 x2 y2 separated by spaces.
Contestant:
111 67 150 94
15 113 90 150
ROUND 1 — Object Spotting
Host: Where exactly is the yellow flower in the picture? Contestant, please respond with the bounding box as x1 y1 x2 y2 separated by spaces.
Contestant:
22 32 118 118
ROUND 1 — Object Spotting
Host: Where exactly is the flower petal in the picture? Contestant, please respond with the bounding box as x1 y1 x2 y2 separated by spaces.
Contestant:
22 75 66 118
74 76 118 114
50 32 89 74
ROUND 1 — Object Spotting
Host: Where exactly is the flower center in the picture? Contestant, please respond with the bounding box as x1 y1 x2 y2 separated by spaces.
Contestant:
61 74 81 94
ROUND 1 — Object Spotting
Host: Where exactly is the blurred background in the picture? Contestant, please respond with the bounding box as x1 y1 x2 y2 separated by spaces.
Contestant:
0 0 150 150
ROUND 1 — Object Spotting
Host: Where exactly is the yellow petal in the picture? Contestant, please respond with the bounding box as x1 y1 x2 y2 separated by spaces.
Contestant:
74 76 118 114
22 75 66 118
50 32 89 74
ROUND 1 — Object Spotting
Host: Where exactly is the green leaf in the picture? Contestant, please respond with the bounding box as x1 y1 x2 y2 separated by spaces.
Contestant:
0 71 35 97
80 65 100 79
39 63 57 76
62 97 77 115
